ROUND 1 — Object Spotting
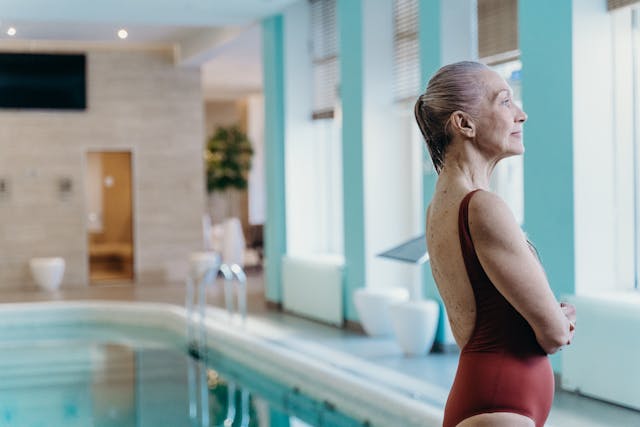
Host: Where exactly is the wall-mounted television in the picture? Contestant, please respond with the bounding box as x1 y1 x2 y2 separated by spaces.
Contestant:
0 53 86 110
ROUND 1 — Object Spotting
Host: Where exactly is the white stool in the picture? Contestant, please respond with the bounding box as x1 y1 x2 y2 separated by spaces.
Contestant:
390 299 440 356
29 257 65 292
354 287 409 336
222 217 246 267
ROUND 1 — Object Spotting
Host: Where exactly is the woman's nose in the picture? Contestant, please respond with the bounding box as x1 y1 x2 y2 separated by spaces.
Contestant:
516 105 527 123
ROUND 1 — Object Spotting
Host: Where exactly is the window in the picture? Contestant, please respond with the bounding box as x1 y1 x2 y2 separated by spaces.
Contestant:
477 0 519 64
477 0 524 224
393 0 420 103
310 0 339 120
392 0 431 230
608 0 640 10
488 60 524 225
611 4 640 289
304 0 342 255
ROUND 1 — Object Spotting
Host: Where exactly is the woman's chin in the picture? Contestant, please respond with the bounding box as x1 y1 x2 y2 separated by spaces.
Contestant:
500 147 524 160
508 142 525 156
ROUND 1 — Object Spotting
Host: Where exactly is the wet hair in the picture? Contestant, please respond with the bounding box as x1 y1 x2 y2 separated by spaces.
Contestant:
414 61 489 174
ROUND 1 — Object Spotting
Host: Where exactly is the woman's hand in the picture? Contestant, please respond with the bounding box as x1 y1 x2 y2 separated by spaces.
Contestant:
560 302 576 345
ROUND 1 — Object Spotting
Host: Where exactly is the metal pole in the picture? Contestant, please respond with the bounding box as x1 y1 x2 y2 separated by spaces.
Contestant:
198 361 209 427
240 388 250 427
185 275 195 349
220 263 234 318
187 356 197 424
230 264 248 323
223 382 237 426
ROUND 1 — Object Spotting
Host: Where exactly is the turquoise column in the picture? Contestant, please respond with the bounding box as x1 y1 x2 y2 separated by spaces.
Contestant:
418 0 447 345
262 15 287 304
519 0 574 372
338 0 365 321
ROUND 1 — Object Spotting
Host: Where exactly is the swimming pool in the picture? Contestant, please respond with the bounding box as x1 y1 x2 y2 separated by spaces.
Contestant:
0 302 443 426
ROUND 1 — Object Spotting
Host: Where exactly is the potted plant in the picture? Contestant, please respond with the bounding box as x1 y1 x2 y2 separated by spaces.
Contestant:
204 126 254 223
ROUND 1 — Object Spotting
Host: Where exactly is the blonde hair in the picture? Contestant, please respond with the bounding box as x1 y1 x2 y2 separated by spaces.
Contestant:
414 61 488 174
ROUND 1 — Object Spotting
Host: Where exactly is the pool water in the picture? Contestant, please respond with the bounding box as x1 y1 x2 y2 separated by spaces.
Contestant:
0 339 366 427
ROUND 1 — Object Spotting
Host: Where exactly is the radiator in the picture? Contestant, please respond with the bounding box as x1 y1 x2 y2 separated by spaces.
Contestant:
282 255 344 326
561 293 640 410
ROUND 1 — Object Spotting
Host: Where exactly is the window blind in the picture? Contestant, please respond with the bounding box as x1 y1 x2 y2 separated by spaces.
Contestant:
310 0 339 120
478 0 519 65
608 0 640 10
393 0 420 102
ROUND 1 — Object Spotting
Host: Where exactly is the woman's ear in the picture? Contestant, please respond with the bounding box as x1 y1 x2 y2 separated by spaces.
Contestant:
450 111 476 138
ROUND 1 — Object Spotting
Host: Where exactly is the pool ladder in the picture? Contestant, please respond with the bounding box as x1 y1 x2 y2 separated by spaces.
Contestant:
187 363 251 427
185 253 248 359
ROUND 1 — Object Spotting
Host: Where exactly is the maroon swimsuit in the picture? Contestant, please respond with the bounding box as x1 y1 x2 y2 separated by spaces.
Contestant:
442 190 554 427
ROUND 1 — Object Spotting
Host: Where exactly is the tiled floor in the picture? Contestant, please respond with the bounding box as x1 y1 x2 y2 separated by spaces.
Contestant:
3 271 640 427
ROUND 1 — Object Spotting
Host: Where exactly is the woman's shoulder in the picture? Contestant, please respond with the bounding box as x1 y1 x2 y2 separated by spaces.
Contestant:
466 189 522 244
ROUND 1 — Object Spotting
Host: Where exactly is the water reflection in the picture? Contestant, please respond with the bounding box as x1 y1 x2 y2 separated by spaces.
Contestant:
0 342 362 427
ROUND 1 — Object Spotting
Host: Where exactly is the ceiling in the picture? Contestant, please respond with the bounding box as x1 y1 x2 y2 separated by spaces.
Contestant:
0 0 299 27
0 0 300 100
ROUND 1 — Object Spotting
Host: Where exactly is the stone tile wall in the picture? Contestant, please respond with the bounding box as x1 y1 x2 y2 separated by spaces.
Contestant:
0 50 205 289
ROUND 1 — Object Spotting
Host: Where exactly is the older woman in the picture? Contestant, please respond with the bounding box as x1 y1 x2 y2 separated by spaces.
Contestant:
414 61 576 427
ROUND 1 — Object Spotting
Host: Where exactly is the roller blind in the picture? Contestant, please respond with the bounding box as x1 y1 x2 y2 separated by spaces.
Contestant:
393 0 420 102
477 0 519 64
310 0 339 120
608 0 640 10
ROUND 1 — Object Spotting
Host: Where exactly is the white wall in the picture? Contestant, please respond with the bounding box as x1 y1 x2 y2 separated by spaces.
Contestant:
572 0 616 294
247 94 266 225
612 6 636 290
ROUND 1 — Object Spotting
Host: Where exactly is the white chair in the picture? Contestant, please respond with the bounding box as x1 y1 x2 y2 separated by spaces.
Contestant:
222 217 246 267
354 287 409 336
202 214 213 251
208 222 224 254
220 217 248 321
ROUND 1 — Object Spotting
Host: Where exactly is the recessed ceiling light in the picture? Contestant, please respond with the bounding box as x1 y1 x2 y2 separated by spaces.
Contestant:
7 27 16 37
117 29 128 40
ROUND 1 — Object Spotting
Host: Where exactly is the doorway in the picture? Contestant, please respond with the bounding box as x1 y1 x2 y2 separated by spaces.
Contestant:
86 151 134 282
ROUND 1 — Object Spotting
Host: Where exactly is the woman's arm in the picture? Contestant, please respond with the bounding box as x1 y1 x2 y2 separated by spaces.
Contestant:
467 190 572 354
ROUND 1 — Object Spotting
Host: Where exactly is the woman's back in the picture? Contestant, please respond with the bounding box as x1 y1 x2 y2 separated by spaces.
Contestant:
426 183 477 348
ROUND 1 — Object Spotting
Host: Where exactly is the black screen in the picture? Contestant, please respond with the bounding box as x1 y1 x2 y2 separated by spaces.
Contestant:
0 53 86 110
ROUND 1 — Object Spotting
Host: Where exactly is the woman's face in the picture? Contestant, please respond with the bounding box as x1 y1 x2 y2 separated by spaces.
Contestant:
473 69 527 158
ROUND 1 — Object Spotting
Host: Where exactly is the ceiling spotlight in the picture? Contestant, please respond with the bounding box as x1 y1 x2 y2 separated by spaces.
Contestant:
117 29 128 40
7 27 16 37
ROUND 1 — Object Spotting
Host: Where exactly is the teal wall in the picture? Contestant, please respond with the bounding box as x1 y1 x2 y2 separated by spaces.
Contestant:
262 15 287 304
338 0 366 321
519 0 575 371
418 0 448 344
